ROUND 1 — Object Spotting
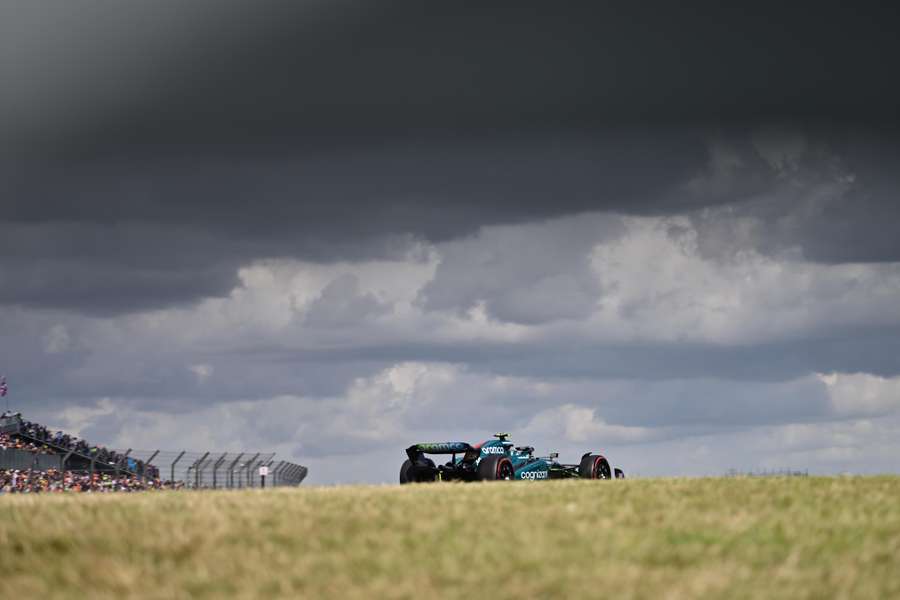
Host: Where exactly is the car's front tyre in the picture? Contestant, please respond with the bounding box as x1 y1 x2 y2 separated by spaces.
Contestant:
579 454 612 479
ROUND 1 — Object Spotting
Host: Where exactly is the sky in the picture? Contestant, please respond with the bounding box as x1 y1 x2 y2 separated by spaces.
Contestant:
2 2 900 483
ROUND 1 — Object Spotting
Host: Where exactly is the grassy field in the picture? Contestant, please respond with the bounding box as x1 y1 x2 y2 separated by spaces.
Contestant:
2 477 899 599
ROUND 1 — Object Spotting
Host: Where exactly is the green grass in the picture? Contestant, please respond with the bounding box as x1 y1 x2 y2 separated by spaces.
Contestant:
2 477 899 599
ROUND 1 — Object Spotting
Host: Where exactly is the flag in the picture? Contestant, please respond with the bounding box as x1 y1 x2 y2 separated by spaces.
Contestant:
0 376 7 397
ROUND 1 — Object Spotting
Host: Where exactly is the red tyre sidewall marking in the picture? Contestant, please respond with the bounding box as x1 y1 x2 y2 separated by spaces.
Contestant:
593 455 606 479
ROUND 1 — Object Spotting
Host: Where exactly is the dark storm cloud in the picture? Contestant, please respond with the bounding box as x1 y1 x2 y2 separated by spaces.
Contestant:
1 136 707 313
3 1 900 315
794 134 900 263
687 130 900 264
5 1 900 159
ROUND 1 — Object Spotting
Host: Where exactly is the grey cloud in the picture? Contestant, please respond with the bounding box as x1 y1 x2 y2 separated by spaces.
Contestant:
1 136 705 314
419 214 624 324
0 257 239 314
22 363 900 483
5 127 898 317
302 274 391 327
3 2 900 482
246 328 900 387
685 130 900 264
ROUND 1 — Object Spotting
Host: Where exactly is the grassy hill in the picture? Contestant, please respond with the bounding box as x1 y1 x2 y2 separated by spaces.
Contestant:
2 477 899 599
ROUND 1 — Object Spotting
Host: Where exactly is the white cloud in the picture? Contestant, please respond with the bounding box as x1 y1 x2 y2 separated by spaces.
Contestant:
188 363 214 383
419 212 624 324
521 404 654 444
42 324 71 354
21 361 900 483
819 372 900 418
586 216 900 344
6 153 900 483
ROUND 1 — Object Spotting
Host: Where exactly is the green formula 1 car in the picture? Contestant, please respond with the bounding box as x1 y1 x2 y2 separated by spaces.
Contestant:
400 433 625 483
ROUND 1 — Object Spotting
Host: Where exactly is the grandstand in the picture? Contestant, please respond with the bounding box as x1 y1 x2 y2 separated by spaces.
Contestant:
0 413 307 491
1 413 152 478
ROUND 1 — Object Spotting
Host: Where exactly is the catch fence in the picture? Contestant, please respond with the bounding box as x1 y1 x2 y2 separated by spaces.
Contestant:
116 449 307 488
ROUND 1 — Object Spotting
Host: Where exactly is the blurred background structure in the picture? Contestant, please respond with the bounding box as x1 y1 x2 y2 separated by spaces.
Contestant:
1 414 307 488
117 450 307 488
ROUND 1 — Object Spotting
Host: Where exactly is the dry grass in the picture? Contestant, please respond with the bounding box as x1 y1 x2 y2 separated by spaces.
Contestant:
2 477 899 599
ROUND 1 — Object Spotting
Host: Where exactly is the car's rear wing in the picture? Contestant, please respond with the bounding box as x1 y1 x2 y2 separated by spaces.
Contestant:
406 442 478 462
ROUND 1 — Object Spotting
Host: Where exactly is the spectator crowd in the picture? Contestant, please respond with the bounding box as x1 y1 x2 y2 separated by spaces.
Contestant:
0 468 183 494
0 431 54 454
1 414 160 479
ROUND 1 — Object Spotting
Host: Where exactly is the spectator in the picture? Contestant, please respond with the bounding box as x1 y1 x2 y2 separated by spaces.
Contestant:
4 415 157 474
0 468 182 494
3 415 166 486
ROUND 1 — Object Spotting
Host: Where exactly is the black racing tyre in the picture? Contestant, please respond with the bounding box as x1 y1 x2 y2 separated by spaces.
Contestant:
614 468 625 479
477 456 515 481
579 454 612 479
399 458 436 484
399 459 414 484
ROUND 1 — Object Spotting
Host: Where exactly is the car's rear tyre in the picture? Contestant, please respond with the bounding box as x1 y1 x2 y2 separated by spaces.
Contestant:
399 458 436 484
579 454 612 479
614 468 625 479
399 459 413 484
477 456 515 481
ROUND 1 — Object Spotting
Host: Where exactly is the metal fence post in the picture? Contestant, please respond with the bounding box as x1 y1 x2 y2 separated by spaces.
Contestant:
261 459 274 489
272 462 282 487
144 450 160 482
243 453 260 488
61 450 73 474
226 453 244 490
212 453 227 489
193 452 210 489
120 448 132 476
171 450 186 484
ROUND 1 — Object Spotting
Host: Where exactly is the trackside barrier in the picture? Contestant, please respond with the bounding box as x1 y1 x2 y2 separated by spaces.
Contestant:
1 415 307 487
114 449 307 488
0 448 64 471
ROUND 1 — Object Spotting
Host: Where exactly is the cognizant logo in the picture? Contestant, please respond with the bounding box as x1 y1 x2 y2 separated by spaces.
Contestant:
520 470 549 480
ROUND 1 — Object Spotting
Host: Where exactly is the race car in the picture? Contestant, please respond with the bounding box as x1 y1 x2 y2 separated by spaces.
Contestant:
399 433 625 483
